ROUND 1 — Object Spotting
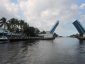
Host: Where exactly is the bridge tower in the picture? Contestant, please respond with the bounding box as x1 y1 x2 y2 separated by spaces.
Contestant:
50 21 59 33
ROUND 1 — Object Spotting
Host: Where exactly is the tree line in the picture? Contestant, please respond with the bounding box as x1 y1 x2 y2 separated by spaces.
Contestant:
0 17 40 37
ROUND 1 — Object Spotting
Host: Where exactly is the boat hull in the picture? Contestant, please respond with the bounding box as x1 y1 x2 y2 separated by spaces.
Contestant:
0 39 8 41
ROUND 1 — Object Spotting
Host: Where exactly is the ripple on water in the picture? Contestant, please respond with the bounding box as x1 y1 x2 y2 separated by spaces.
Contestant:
0 38 85 64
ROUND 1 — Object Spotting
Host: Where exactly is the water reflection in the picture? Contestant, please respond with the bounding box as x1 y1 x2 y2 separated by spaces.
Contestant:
0 38 85 64
79 40 85 44
75 39 85 64
21 40 38 53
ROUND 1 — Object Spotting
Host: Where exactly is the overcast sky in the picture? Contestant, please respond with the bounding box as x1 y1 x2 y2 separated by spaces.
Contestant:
0 0 85 36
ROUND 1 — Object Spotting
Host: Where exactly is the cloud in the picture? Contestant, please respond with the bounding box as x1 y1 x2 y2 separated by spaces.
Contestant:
18 0 78 27
0 0 85 36
80 3 85 9
0 0 19 19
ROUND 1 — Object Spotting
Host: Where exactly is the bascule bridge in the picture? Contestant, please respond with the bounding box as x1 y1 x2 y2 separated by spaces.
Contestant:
73 20 85 37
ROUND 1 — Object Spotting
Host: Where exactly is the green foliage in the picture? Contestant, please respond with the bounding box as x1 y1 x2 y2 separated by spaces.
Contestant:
0 17 40 37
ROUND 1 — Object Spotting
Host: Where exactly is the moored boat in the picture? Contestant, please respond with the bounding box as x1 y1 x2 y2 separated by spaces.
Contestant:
0 36 8 41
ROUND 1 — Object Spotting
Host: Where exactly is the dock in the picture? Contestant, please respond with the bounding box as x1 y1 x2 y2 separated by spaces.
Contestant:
78 37 85 40
8 37 55 41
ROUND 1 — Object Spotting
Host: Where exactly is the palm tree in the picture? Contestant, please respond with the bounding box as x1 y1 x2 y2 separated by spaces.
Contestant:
19 20 24 31
23 22 29 29
8 18 18 32
0 17 8 36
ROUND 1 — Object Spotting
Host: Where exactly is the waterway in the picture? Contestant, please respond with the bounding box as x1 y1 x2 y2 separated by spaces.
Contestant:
0 37 85 64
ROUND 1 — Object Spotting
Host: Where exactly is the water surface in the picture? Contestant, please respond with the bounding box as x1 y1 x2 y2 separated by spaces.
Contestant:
0 37 85 64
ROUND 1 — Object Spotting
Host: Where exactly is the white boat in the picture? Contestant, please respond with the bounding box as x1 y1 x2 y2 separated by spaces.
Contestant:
0 36 8 41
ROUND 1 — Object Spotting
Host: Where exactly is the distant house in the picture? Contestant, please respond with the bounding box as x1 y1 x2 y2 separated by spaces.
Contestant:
0 27 8 36
0 28 21 37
